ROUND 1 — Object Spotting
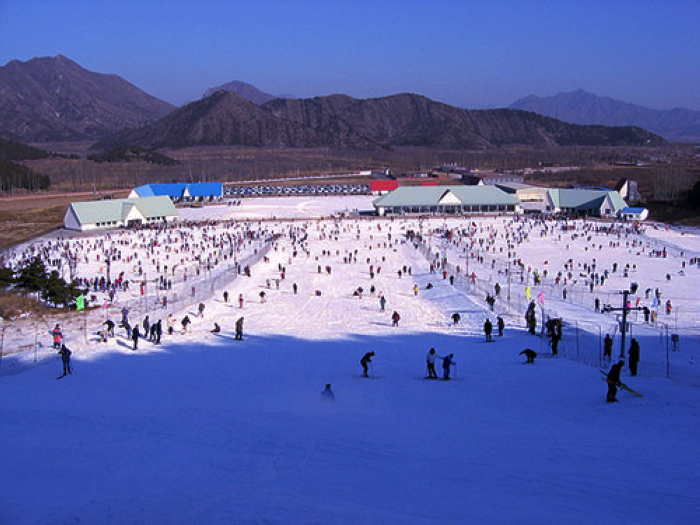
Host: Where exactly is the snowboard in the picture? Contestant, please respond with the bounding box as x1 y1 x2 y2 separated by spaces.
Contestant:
599 370 643 397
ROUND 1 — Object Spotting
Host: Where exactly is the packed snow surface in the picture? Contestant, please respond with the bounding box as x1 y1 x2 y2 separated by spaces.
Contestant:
1 196 699 524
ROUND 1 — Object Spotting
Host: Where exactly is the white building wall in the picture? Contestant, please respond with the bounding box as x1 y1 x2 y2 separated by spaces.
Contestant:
63 207 82 231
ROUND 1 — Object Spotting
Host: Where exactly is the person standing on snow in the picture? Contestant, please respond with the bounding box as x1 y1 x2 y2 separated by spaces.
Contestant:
235 317 244 340
58 344 72 377
606 360 625 402
426 348 439 379
360 351 375 377
379 293 387 312
131 326 140 350
484 318 493 342
442 353 456 380
52 324 63 350
603 334 613 360
497 316 504 337
452 313 461 325
321 383 335 402
391 311 401 327
628 338 640 376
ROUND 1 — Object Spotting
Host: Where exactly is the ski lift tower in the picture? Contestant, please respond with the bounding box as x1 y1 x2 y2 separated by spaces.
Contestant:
602 283 644 358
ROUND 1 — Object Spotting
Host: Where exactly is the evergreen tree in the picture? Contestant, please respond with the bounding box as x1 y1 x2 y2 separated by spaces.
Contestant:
15 257 48 294
0 266 14 288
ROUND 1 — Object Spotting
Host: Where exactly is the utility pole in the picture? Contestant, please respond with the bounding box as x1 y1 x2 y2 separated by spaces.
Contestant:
602 287 643 359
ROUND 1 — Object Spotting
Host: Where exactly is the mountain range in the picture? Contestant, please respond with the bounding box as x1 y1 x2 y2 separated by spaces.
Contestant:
0 56 670 149
510 89 700 143
98 90 662 150
0 55 174 142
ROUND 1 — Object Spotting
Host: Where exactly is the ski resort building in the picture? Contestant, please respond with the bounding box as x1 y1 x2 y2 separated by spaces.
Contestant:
63 196 178 232
373 186 520 216
619 207 649 221
544 189 627 218
129 182 223 202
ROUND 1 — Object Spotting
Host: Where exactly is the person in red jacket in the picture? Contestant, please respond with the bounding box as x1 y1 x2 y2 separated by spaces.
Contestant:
52 324 63 350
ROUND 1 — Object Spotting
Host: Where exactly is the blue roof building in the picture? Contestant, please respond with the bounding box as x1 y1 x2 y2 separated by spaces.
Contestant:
129 182 223 201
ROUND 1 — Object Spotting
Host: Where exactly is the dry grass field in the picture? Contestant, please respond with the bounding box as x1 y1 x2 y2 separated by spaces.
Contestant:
0 190 129 250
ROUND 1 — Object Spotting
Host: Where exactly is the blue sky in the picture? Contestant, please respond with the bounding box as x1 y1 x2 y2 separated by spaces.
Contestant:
1 0 698 110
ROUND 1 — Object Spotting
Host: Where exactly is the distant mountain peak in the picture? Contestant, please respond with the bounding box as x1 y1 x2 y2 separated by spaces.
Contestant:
510 90 700 143
203 80 285 105
0 55 174 143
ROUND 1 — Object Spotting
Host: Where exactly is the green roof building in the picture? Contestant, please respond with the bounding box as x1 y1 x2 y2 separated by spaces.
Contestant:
373 186 520 216
64 196 178 231
544 189 627 218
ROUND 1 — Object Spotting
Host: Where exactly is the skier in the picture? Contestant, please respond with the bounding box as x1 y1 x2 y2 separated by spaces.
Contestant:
484 318 493 341
259 291 266 303
181 315 191 334
235 317 244 340
519 349 537 364
143 315 150 337
321 383 335 402
413 284 419 296
606 360 625 402
452 312 461 325
198 302 206 318
52 324 63 350
391 311 401 327
293 283 298 295
238 294 244 308
166 314 175 335
211 322 221 333
131 326 140 350
628 338 640 376
154 320 162 344
379 294 387 312
442 353 455 380
603 334 613 359
426 348 438 379
103 319 115 338
223 290 229 303
497 316 504 337
360 351 375 377
58 344 72 377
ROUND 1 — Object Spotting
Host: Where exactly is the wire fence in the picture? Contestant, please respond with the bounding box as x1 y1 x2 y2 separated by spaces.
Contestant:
0 238 273 377
411 235 700 386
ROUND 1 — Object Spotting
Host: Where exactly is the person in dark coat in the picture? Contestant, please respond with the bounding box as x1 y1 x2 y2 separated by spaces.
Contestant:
628 338 640 376
181 315 191 334
360 351 375 377
321 383 335 402
452 312 460 325
211 322 221 333
606 360 625 402
519 349 537 364
131 326 140 350
391 311 400 327
58 344 72 377
154 320 162 344
603 334 613 359
235 317 244 340
442 353 455 380
484 318 493 341
142 316 150 337
103 319 115 338
497 316 504 337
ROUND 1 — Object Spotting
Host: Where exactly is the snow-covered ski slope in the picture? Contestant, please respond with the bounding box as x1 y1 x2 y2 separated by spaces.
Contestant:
1 196 699 524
